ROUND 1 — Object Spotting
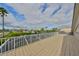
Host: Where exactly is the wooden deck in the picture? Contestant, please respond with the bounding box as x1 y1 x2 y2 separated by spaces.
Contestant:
1 34 63 56
60 33 79 56
1 33 79 56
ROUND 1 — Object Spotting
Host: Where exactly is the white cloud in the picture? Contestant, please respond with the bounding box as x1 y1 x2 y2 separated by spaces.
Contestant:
0 3 74 29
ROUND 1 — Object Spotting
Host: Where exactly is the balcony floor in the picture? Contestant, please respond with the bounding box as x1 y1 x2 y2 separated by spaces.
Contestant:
1 33 79 56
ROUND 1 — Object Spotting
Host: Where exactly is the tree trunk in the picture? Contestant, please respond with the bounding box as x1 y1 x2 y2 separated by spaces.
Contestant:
2 15 4 37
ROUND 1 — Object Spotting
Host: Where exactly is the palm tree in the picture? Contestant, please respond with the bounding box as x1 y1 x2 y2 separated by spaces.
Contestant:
0 7 8 37
45 26 48 29
41 28 44 32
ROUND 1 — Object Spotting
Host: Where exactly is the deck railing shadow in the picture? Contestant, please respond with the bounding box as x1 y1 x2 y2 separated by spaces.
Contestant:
60 32 79 56
0 32 58 55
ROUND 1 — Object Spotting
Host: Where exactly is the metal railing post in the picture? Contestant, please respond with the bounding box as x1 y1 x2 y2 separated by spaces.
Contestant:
5 39 6 56
22 37 23 46
25 37 28 45
18 37 19 47
20 37 21 46
1 39 2 55
8 39 9 52
14 38 16 55
20 37 22 46
30 35 32 43
14 38 15 49
38 34 40 40
18 37 20 47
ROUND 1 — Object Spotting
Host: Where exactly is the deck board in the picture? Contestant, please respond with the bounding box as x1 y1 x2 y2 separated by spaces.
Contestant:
1 33 79 56
1 34 63 56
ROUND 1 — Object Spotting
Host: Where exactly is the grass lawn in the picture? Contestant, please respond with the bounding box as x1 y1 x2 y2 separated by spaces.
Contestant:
0 29 59 46
0 31 34 45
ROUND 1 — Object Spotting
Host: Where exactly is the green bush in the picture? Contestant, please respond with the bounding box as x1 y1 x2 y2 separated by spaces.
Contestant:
0 28 59 46
0 38 7 45
4 31 33 38
0 31 33 45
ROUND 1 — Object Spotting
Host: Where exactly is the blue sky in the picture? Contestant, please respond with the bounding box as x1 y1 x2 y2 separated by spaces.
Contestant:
0 3 74 29
0 3 25 21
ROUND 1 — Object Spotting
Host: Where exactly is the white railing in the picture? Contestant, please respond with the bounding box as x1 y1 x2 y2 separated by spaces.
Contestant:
0 32 58 55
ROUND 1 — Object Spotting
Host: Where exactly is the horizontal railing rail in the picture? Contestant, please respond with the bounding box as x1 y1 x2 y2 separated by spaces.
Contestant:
0 32 58 55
